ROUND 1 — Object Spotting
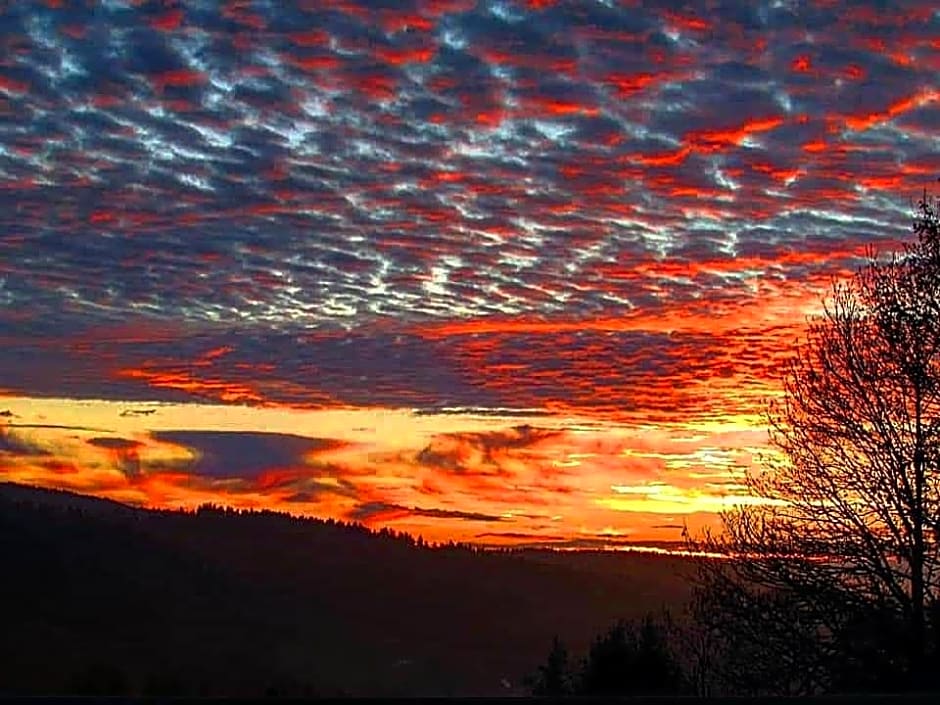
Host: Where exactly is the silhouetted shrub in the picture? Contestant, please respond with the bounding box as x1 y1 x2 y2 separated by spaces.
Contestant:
530 613 686 696
526 636 573 696
580 615 684 695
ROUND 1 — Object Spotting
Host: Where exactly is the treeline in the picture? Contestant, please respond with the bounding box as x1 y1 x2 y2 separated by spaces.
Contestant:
190 502 490 553
5 484 507 554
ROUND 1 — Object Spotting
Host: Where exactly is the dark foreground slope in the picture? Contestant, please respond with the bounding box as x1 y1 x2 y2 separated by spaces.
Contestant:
0 483 692 697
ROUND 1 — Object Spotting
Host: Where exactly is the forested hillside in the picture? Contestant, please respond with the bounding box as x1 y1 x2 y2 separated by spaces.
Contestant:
0 483 691 696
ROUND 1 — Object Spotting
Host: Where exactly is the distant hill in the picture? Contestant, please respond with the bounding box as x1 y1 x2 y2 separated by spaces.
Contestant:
0 482 694 697
0 481 137 517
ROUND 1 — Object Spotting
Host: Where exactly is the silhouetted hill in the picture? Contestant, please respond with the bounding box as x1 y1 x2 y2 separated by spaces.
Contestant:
0 482 693 696
0 481 138 516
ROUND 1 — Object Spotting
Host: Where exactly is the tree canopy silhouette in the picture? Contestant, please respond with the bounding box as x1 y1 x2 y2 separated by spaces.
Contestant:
690 194 940 694
528 614 685 696
527 636 573 696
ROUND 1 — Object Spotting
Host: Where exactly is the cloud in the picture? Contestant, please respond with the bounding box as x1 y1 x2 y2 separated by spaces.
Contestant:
0 427 51 457
474 530 687 552
120 408 157 417
87 437 142 451
149 431 343 481
411 406 553 418
474 531 567 542
4 423 111 433
87 436 144 478
348 501 505 524
415 424 562 475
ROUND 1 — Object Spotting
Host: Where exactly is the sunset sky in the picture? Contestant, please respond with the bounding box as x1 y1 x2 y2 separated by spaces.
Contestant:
1 0 938 548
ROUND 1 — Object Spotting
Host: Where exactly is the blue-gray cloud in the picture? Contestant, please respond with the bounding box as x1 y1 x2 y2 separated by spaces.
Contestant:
151 430 341 480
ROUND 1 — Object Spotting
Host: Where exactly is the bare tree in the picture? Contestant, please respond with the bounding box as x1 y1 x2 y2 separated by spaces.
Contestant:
689 194 940 693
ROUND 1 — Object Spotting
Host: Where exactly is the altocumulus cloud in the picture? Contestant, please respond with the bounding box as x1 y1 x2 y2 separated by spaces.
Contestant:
0 0 937 423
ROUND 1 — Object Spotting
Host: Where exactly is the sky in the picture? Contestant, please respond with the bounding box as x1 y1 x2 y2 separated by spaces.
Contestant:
1 0 938 549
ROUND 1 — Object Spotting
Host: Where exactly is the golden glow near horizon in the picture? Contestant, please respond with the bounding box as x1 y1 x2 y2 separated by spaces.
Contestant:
0 394 770 546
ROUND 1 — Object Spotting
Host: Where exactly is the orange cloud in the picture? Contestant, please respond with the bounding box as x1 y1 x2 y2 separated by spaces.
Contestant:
841 88 938 132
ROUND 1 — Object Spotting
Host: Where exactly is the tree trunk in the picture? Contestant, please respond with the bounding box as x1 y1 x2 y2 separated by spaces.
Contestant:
910 419 926 688
910 541 925 686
